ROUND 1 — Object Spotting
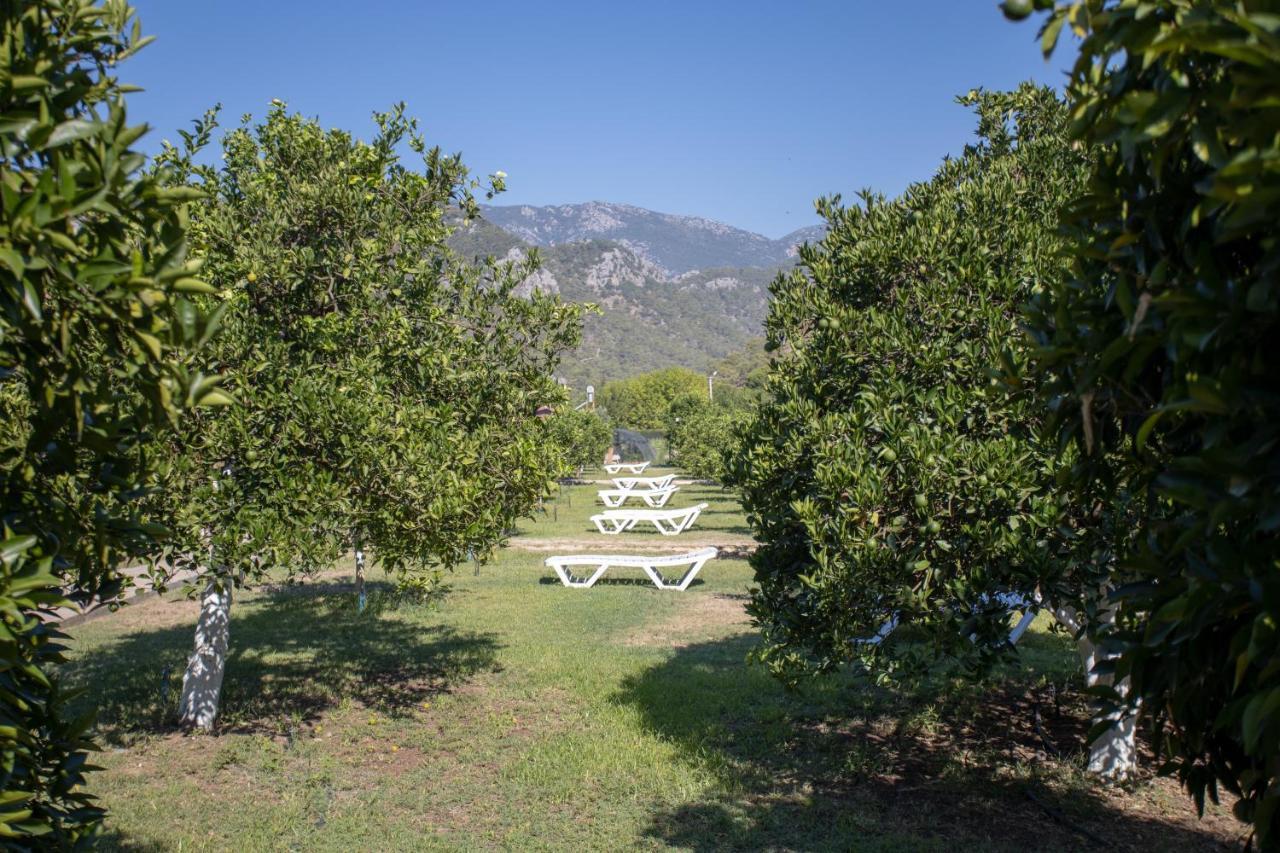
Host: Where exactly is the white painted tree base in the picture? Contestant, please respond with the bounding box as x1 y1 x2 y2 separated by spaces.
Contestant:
1053 604 1137 780
178 577 232 731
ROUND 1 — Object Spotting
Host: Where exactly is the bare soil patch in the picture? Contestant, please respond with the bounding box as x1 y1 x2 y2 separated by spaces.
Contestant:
790 685 1244 851
624 593 753 648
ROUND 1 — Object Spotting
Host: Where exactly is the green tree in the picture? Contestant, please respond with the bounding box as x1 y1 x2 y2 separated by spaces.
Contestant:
598 366 706 429
154 103 583 729
664 392 710 458
0 1 218 841
1007 1 1280 844
670 408 748 481
729 85 1104 746
546 407 612 474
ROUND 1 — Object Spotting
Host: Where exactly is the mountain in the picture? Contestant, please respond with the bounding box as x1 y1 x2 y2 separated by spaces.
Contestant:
482 201 822 275
449 205 827 389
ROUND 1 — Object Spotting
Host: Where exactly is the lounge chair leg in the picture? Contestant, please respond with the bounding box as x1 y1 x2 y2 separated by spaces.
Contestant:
552 563 610 588
642 557 708 591
1008 609 1037 645
674 557 709 591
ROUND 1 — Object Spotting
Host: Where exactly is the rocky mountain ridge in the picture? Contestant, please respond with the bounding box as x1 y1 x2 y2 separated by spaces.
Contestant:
482 201 823 275
449 204 826 387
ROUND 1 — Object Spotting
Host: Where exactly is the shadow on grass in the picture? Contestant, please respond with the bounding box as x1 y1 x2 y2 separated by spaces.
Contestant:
61 581 500 743
94 830 168 852
613 634 1233 853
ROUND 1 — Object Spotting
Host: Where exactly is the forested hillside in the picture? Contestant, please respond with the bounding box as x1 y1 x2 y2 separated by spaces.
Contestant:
450 215 790 388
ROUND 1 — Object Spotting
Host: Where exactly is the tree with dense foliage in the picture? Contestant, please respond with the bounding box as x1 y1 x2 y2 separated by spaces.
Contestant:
598 366 706 429
668 407 748 481
728 85 1125 753
0 1 219 841
153 104 583 729
1005 1 1280 844
546 408 612 474
665 386 756 481
664 392 710 458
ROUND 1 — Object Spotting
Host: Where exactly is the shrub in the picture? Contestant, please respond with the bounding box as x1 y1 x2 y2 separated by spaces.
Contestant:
671 408 748 481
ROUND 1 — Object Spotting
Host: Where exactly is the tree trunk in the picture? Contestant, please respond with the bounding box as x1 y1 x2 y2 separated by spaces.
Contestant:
355 544 366 613
1052 603 1137 780
179 576 232 731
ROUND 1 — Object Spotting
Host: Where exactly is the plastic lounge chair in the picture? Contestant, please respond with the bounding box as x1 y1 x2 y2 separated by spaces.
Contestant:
591 503 709 536
545 547 717 590
855 592 1038 647
611 474 677 491
603 461 650 475
597 485 678 508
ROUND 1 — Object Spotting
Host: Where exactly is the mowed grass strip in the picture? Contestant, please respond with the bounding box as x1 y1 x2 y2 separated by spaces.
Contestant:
60 476 1238 851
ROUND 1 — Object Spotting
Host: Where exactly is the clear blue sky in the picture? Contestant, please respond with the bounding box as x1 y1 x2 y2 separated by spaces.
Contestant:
127 1 1063 238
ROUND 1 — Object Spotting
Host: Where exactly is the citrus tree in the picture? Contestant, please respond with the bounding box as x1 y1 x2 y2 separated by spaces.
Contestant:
678 409 748 481
1 1 219 841
1006 1 1280 843
153 104 584 729
729 84 1124 753
546 408 611 474
666 400 749 481
598 366 706 429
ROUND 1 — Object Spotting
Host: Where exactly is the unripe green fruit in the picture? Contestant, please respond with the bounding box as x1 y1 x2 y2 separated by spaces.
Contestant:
913 494 928 509
977 474 989 486
917 524 928 536
818 318 830 330
1001 0 1033 21
828 317 841 330
245 449 258 461
882 448 897 462
927 520 941 534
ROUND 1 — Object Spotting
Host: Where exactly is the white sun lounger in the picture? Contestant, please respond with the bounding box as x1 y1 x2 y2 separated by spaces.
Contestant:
545 547 717 590
597 485 678 508
603 461 650 475
611 474 677 491
591 503 709 536
855 592 1038 647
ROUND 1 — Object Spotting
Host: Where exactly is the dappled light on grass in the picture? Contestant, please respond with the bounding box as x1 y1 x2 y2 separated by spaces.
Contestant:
614 633 1240 852
58 487 1241 850
62 581 500 742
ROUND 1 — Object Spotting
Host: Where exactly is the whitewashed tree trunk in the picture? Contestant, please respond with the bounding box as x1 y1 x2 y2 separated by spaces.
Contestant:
1052 603 1137 780
355 544 366 613
178 576 232 730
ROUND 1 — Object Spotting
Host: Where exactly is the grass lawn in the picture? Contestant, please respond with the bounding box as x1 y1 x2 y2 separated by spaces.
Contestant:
61 469 1240 851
